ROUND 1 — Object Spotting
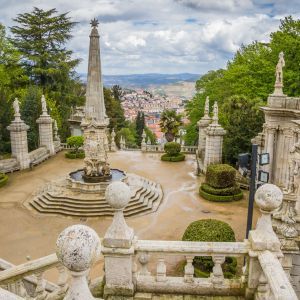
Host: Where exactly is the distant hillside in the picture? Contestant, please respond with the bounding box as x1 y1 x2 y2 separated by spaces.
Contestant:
79 73 201 88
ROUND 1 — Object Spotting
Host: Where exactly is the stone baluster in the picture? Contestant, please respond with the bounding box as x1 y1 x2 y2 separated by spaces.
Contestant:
255 272 270 300
56 264 68 296
15 279 27 298
211 255 225 286
35 270 47 300
138 252 150 276
156 258 167 282
110 129 117 152
184 256 194 283
56 224 101 300
102 181 135 298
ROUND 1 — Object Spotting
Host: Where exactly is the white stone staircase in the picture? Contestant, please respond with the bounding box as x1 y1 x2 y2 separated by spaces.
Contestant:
27 175 163 218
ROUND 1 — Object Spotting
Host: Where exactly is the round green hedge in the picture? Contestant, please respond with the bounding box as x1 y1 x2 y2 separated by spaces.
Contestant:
201 183 241 196
65 151 85 159
206 164 236 188
164 142 181 156
161 153 185 162
0 173 8 188
199 187 243 202
182 219 237 278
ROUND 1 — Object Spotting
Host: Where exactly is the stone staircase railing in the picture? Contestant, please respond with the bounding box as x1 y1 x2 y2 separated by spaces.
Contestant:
0 254 67 299
134 240 248 296
0 182 298 300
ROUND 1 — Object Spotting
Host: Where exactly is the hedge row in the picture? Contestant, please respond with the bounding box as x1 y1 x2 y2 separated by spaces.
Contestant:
161 153 185 162
199 187 243 202
0 173 8 188
65 151 85 159
206 164 236 188
201 183 241 196
164 142 181 156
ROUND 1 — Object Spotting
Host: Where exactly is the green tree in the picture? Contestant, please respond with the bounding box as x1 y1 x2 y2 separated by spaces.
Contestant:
104 87 126 131
135 111 145 146
111 85 122 101
159 109 183 142
145 127 157 144
20 86 42 150
222 95 264 164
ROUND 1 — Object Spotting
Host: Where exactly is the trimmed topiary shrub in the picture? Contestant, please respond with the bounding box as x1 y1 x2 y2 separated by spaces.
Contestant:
164 142 181 156
0 173 8 188
199 187 243 202
200 164 243 202
65 151 85 159
182 219 237 278
206 164 236 188
161 153 185 162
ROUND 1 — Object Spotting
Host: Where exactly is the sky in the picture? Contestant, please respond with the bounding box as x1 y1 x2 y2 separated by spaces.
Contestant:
0 0 299 75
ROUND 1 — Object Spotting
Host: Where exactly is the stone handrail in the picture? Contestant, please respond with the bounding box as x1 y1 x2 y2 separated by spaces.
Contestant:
135 240 249 255
258 250 297 299
133 240 248 296
0 253 68 299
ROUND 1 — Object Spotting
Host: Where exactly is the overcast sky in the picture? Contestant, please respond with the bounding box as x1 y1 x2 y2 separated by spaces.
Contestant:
0 0 299 75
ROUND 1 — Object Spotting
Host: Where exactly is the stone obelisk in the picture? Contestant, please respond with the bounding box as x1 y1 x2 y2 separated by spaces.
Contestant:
81 19 110 182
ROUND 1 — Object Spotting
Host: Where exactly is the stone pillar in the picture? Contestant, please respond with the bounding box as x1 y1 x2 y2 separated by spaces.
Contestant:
110 129 117 152
56 224 100 300
264 126 277 182
7 98 30 170
246 184 283 299
36 95 55 156
120 136 125 150
197 96 211 158
141 130 146 152
102 182 135 299
203 101 226 172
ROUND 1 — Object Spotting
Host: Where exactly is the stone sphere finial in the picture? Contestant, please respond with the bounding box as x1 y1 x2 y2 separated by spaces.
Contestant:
255 183 283 213
56 225 100 272
105 181 131 210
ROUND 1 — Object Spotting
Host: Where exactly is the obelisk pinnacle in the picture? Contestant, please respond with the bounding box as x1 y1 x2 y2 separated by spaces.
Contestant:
84 18 108 126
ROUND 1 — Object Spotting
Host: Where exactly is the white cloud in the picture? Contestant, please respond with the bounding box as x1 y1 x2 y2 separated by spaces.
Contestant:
0 0 299 75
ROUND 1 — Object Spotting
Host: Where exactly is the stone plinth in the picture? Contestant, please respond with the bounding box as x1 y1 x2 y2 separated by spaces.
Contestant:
7 117 30 170
203 124 226 171
36 114 55 156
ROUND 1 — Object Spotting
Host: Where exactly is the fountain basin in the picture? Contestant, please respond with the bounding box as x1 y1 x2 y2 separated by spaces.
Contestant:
67 169 127 193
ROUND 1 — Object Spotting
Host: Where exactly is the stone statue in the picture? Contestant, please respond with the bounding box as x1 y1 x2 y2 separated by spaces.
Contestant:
13 98 20 116
286 142 300 195
41 95 47 114
212 101 218 124
275 51 285 85
204 96 209 116
102 163 111 176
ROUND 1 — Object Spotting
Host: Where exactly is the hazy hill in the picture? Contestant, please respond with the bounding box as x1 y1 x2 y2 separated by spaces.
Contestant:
79 73 200 88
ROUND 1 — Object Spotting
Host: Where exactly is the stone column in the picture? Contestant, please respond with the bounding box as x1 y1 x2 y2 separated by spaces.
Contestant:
102 182 135 299
110 129 117 152
197 96 211 158
36 95 55 156
203 101 226 172
7 98 30 170
264 126 277 183
141 130 146 152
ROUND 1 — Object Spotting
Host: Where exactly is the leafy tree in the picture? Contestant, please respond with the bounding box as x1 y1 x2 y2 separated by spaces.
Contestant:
104 87 126 131
222 95 264 164
20 86 42 150
10 7 78 89
145 127 157 144
117 126 137 148
111 85 122 101
159 109 183 142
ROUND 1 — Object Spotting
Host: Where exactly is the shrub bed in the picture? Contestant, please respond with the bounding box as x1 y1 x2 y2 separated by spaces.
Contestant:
161 153 185 162
182 219 237 278
0 173 8 188
201 183 241 196
65 151 85 159
199 187 243 202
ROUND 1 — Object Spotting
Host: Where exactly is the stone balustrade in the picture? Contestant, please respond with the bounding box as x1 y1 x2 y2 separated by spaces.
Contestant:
0 253 68 299
0 183 298 299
